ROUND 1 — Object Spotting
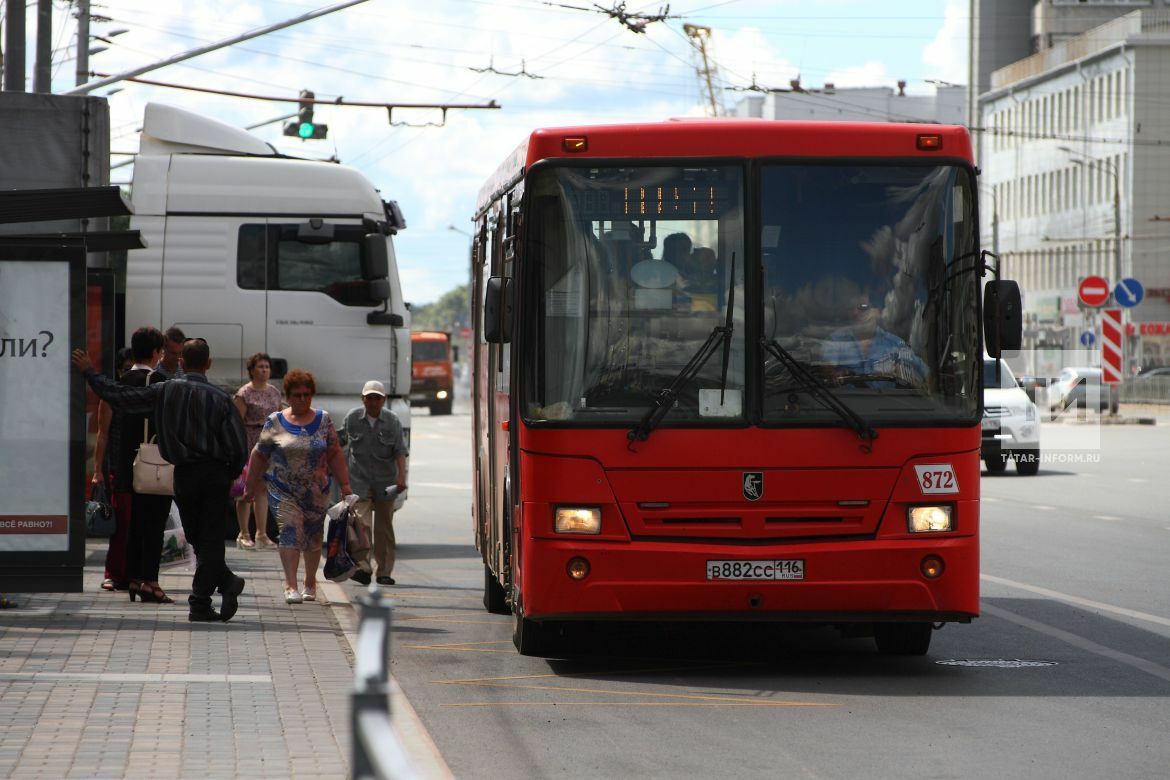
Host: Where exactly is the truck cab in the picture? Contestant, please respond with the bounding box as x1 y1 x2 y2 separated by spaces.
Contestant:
125 102 412 470
410 330 455 415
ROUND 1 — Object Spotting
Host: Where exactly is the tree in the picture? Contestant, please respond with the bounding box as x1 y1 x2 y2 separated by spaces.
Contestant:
410 283 470 332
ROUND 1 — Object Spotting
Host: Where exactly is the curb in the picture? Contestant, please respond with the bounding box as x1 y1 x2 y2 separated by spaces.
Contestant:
321 579 454 780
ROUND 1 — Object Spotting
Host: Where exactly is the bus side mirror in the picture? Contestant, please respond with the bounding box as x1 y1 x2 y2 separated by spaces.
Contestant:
363 234 389 280
484 276 513 344
984 280 1022 358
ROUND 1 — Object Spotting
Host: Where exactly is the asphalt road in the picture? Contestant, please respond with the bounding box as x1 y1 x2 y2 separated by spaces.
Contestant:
385 404 1170 779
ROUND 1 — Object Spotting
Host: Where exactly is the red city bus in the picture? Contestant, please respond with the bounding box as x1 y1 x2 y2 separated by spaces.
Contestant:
471 119 1021 656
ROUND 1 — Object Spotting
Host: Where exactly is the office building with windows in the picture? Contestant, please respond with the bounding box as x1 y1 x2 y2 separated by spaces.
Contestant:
979 9 1170 369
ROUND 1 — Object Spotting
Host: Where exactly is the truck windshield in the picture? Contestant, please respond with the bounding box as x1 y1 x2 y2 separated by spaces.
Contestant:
522 164 746 424
759 163 981 424
412 340 448 362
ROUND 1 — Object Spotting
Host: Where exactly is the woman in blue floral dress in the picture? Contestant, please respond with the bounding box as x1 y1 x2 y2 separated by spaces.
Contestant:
244 369 352 604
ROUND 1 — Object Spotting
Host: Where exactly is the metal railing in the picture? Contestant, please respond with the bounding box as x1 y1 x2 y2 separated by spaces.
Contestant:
352 588 417 780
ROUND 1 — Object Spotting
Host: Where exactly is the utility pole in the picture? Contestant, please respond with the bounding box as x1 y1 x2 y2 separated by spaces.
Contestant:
4 0 26 91
76 0 91 88
65 0 369 95
33 0 52 92
684 24 723 118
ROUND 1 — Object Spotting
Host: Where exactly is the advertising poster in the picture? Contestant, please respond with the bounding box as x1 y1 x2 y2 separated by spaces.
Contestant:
0 245 85 591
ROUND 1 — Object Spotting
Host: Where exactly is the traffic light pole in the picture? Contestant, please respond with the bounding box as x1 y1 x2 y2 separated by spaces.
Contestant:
64 0 369 95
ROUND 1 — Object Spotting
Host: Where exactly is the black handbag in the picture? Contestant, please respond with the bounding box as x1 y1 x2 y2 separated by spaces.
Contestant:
85 480 116 537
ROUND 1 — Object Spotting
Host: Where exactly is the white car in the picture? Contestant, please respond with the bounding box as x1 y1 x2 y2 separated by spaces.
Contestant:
982 359 1041 476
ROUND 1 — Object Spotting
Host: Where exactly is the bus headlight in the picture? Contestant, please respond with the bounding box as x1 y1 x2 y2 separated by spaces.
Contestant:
555 507 602 534
907 505 953 533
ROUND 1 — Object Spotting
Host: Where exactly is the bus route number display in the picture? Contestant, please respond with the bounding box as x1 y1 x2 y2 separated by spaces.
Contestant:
567 179 733 220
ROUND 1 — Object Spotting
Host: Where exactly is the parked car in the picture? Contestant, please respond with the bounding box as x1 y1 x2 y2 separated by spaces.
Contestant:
1045 366 1120 417
982 359 1041 476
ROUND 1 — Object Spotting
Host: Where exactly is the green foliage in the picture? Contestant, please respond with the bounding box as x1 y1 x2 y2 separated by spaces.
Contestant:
411 283 470 332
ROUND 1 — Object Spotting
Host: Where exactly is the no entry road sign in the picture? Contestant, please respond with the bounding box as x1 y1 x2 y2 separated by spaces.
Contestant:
1078 275 1110 307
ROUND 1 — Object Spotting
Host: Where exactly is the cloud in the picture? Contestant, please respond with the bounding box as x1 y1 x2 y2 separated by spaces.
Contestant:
922 0 968 85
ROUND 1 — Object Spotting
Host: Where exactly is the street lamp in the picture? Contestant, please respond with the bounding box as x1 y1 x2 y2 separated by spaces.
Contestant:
447 224 472 238
1059 146 1122 286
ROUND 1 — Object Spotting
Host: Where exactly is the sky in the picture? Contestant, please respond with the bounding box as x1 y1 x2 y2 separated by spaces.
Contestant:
29 0 968 304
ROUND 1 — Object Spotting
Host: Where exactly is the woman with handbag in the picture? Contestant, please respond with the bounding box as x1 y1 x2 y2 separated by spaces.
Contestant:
93 327 176 604
244 369 353 604
232 352 282 549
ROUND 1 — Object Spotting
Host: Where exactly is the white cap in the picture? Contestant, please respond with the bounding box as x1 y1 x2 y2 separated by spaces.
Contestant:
361 380 387 397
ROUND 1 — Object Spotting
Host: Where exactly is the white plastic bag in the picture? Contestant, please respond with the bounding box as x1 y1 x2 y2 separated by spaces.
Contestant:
159 501 193 569
326 495 369 560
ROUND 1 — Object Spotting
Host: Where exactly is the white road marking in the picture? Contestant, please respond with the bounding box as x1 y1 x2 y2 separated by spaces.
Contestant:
1093 515 1123 522
1126 478 1149 483
1031 505 1056 511
413 482 472 491
981 573 1170 629
982 496 1001 503
981 604 1170 685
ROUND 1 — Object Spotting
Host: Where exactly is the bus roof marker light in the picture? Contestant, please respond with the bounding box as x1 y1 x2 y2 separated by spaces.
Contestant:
917 134 943 151
562 136 588 153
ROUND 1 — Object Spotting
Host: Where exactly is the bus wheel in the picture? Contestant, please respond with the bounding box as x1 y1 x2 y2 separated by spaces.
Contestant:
483 565 509 615
874 622 932 655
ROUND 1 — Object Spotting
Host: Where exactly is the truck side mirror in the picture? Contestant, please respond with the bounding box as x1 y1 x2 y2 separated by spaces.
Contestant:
368 278 391 301
363 234 389 280
484 276 513 344
984 280 1022 358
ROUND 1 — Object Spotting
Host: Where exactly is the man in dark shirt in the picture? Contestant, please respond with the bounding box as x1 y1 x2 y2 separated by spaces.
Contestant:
72 339 248 622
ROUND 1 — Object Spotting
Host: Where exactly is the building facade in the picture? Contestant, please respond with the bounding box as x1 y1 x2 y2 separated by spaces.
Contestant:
732 83 966 125
980 9 1170 371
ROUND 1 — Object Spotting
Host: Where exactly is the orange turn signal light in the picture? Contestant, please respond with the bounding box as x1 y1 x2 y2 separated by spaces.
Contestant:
916 134 943 151
562 136 588 153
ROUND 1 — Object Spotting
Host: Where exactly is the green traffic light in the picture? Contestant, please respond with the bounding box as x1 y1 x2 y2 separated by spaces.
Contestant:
298 122 316 139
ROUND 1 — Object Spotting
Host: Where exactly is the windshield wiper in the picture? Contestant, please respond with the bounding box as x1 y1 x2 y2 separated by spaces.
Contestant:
760 337 878 445
628 254 737 444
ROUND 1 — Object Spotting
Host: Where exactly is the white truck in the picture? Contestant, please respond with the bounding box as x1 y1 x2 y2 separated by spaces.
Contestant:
125 103 412 450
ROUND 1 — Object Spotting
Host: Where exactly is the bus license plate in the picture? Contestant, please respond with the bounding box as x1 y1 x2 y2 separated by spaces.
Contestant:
706 560 805 581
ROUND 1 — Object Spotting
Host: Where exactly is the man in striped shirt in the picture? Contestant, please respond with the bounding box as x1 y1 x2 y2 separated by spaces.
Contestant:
73 339 248 622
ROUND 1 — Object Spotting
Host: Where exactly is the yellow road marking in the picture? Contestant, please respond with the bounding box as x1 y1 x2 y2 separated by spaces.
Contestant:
441 701 828 708
405 640 516 654
434 679 835 707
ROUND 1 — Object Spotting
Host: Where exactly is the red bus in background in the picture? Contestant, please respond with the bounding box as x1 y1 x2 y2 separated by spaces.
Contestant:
471 119 1021 656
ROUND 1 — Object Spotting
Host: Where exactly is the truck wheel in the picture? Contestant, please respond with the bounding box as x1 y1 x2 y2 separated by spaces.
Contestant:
1015 449 1040 476
984 453 1008 474
874 622 932 655
483 564 509 615
433 398 453 416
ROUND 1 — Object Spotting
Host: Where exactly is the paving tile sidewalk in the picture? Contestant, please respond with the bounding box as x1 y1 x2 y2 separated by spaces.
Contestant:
0 540 360 780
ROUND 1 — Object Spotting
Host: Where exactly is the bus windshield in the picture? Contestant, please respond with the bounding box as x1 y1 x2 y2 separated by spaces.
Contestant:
759 163 981 424
523 164 746 425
